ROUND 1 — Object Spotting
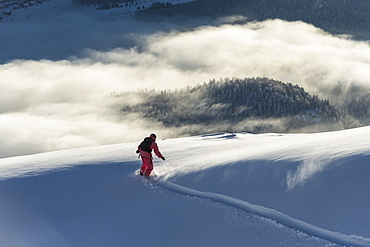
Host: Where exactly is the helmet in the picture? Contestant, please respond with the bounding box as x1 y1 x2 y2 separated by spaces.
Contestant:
150 133 157 139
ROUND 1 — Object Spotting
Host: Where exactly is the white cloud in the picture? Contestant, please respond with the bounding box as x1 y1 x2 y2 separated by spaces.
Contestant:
1 18 370 158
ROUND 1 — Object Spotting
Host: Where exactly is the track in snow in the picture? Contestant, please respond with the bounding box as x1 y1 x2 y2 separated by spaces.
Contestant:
152 179 370 247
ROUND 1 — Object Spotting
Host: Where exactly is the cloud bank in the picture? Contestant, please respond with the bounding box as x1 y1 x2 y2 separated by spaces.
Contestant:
1 17 370 158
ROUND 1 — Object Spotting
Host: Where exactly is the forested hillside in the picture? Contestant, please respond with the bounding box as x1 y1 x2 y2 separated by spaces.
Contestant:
118 77 358 134
70 0 142 10
138 0 370 39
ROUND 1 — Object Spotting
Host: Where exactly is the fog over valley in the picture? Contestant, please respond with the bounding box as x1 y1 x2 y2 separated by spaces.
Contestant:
1 1 370 158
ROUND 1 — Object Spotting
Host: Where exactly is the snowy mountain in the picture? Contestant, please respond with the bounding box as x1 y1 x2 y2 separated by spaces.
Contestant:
0 0 195 21
2 3 370 247
138 0 370 39
1 127 370 246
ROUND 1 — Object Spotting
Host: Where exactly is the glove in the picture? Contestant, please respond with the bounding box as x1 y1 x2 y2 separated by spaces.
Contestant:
136 150 140 154
161 157 165 161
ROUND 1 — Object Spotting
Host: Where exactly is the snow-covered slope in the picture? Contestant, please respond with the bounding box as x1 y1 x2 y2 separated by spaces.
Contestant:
0 0 196 22
1 127 370 246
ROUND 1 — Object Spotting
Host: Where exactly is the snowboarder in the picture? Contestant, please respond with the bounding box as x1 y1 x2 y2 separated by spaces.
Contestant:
136 133 165 177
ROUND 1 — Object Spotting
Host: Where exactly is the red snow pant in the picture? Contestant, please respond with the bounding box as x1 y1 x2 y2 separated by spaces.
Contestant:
140 156 153 176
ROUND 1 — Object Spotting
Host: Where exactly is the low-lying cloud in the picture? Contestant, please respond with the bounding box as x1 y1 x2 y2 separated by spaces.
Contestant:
1 16 370 158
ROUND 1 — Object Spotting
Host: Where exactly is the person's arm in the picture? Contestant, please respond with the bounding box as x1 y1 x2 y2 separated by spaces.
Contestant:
151 142 165 160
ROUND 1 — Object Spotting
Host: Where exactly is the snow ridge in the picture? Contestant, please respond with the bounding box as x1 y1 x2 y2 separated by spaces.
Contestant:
156 179 370 247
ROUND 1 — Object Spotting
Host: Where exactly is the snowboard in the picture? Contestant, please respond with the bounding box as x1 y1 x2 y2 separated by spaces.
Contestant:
136 170 151 178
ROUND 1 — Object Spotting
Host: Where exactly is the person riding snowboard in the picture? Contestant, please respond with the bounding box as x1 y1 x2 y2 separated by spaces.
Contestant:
136 133 165 177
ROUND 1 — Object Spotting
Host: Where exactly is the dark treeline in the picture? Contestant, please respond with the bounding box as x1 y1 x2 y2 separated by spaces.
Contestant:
69 0 173 11
137 0 370 39
118 77 359 133
66 0 370 39
70 0 136 10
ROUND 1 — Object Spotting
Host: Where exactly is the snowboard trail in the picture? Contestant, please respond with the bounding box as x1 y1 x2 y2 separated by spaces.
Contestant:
153 179 370 247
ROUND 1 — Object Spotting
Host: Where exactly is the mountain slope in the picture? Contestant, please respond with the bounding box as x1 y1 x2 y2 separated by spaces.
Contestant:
1 127 370 246
138 0 370 39
0 0 195 21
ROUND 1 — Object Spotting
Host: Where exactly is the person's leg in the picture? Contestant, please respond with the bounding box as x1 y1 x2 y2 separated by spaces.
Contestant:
140 157 149 175
143 158 153 176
